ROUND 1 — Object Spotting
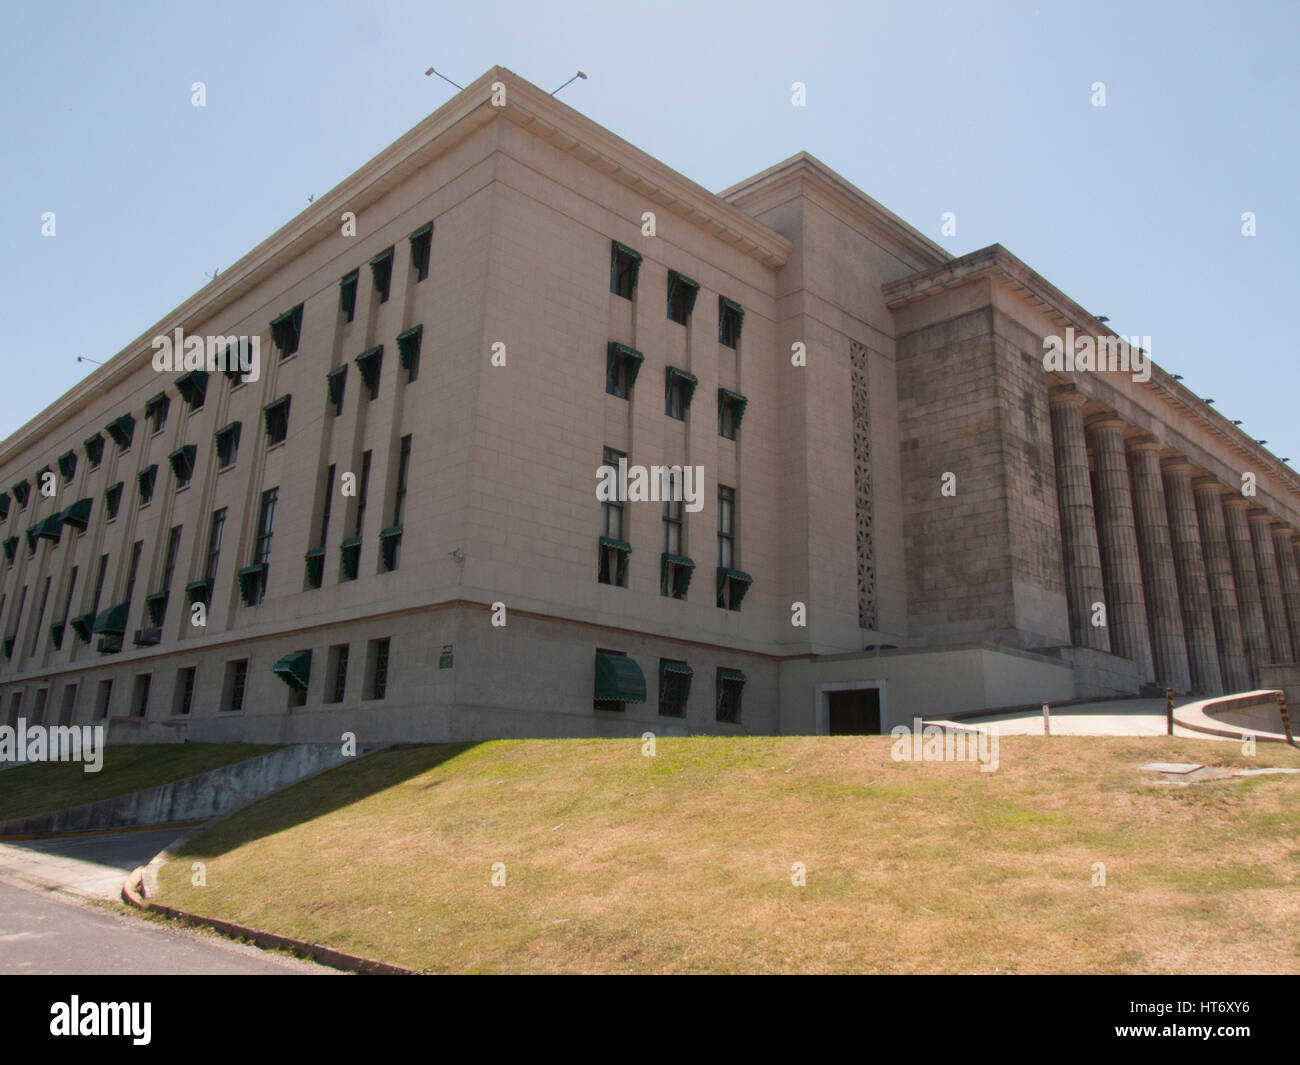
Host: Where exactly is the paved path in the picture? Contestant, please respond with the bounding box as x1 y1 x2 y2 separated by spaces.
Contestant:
0 827 188 900
924 697 1232 738
0 879 332 974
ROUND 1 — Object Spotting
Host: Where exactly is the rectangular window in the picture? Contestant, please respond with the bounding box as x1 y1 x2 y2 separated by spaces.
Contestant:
606 342 643 400
173 667 196 716
105 482 123 520
659 659 691 718
30 576 51 656
667 270 699 325
137 465 157 505
327 644 349 704
367 638 390 700
58 450 77 481
124 541 143 605
318 465 335 546
90 554 109 618
718 296 744 348
370 247 394 303
339 270 359 323
356 346 383 401
132 673 151 718
31 688 48 726
665 367 697 420
7 692 22 725
271 304 304 357
56 565 78 645
382 437 410 573
255 488 278 565
223 659 248 712
660 493 692 599
718 388 747 440
176 370 207 411
327 366 347 416
354 452 371 537
610 241 641 299
717 485 735 570
396 325 422 383
215 422 241 468
716 668 746 723
205 508 226 581
95 678 112 720
599 447 628 587
146 393 169 435
84 434 104 469
264 397 291 446
168 445 197 489
162 525 183 592
409 223 433 282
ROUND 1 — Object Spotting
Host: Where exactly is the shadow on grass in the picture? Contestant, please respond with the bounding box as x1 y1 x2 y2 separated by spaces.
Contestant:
172 743 478 862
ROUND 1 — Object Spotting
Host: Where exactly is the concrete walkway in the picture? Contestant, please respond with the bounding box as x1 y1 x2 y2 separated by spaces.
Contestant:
0 826 189 900
923 697 1232 738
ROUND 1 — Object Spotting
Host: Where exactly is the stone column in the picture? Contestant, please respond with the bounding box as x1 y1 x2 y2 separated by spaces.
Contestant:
1192 478 1251 692
1221 496 1271 683
1278 527 1300 663
1087 416 1153 681
1161 459 1223 695
1049 388 1109 652
1126 438 1191 691
1250 513 1293 664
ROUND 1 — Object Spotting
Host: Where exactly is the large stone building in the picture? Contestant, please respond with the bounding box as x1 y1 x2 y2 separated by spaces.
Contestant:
2 67 1298 743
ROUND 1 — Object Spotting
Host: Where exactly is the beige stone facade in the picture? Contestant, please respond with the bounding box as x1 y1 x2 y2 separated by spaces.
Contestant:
2 67 1299 743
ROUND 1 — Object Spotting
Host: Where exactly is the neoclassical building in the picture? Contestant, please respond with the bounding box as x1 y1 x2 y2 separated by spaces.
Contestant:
1 67 1297 743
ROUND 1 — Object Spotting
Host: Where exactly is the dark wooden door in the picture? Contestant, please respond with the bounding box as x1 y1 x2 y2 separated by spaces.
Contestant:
828 689 881 734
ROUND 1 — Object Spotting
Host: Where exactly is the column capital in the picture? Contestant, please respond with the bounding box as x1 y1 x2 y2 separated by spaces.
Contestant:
1247 509 1277 526
1191 475 1230 496
1049 384 1088 409
1220 494 1251 510
1161 456 1196 474
1085 413 1127 433
1126 434 1163 454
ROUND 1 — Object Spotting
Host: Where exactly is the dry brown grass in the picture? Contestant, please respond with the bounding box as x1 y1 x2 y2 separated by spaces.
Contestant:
156 735 1300 973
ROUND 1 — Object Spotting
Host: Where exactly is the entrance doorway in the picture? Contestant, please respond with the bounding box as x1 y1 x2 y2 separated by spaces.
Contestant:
827 688 881 734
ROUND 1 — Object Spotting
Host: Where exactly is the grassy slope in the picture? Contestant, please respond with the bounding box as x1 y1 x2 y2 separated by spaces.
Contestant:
156 736 1300 974
0 744 277 822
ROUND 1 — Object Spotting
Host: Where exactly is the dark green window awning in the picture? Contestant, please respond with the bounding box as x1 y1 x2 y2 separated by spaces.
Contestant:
599 535 631 554
717 566 753 591
138 465 158 498
92 601 130 635
24 527 38 551
719 388 749 428
215 421 241 451
326 365 347 406
58 450 78 480
3 537 17 562
607 342 644 388
612 240 642 265
355 345 383 391
339 270 359 319
719 295 745 336
36 513 64 542
594 652 647 704
661 660 694 679
717 667 747 694
69 612 96 642
666 366 699 406
667 270 700 314
169 444 197 482
270 304 303 341
409 222 433 242
145 392 169 419
263 396 291 433
11 480 30 506
84 433 104 465
106 414 135 449
185 578 214 607
237 562 267 605
370 247 394 297
369 246 394 269
175 369 209 406
273 650 312 691
61 497 93 530
396 325 423 370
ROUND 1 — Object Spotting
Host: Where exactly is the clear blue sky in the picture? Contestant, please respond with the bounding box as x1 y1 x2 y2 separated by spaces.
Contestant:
1 0 1296 460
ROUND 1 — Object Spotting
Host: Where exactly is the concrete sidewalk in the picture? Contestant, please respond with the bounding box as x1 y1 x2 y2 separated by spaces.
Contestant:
923 697 1230 738
0 827 191 901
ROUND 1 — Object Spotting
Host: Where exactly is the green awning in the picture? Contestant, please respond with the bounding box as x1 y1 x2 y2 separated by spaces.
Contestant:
396 325 423 370
24 527 37 551
719 387 749 428
69 612 96 642
185 578 213 606
370 247 394 296
340 535 362 550
599 535 631 553
409 222 433 242
215 421 241 457
2 537 17 561
270 304 303 355
106 414 135 449
168 444 197 482
11 480 30 505
145 590 169 625
717 566 753 610
611 240 642 265
272 650 312 691
84 433 105 465
716 667 747 697
61 497 92 530
667 270 700 315
104 482 123 516
58 450 78 479
326 365 347 406
263 396 291 434
175 370 209 406
594 652 646 703
145 392 169 422
719 295 745 339
49 621 66 649
36 514 63 541
661 660 694 678
355 345 383 391
237 562 267 604
369 246 394 268
666 365 699 407
92 601 130 635
606 342 644 388
339 270 359 319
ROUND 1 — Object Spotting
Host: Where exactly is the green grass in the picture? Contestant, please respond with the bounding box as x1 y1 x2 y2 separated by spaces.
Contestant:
0 743 277 822
155 735 1300 974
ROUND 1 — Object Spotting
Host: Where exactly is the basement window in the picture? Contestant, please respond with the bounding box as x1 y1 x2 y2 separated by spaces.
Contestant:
264 396 291 446
606 342 643 399
659 659 692 718
396 325 422 383
271 304 304 357
667 270 699 325
370 247 394 303
409 223 433 282
355 345 383 400
718 296 744 348
718 388 748 440
716 668 746 724
610 241 641 299
339 270 359 323
665 366 698 420
594 649 646 712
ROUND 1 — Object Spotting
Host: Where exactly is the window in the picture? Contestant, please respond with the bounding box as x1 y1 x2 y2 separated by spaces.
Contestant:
95 678 112 719
204 508 226 582
594 648 645 712
354 451 371 538
356 346 383 400
327 366 347 416
606 342 643 399
661 491 693 599
306 466 334 589
271 303 304 357
146 393 169 435
339 270 359 323
240 489 276 606
52 565 77 649
106 414 135 451
599 447 629 587
173 667 196 715
716 668 746 723
665 366 697 420
124 540 143 606
409 222 433 282
176 370 208 411
370 247 394 303
667 269 699 325
168 445 197 489
382 437 410 572
659 659 691 717
342 451 367 581
150 524 184 627
717 485 735 570
31 688 48 726
58 450 77 481
327 644 349 703
137 465 157 505
718 389 748 440
132 673 151 718
396 325 422 383
84 433 104 468
0 492 8 522
7 692 21 724
215 422 241 468
90 554 109 618
610 241 641 299
366 638 390 700
222 659 248 712
105 482 123 520
12 479 30 508
718 296 744 348
264 396 291 446
30 576 51 656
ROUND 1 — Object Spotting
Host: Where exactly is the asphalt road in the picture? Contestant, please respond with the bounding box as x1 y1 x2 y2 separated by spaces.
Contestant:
0 879 334 974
